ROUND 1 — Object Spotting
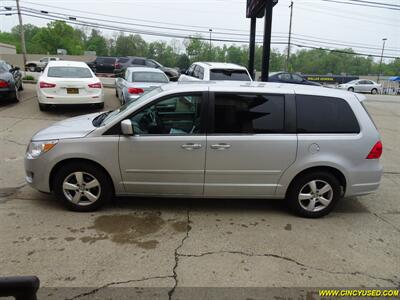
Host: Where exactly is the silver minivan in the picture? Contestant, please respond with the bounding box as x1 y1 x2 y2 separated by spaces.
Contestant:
25 82 383 218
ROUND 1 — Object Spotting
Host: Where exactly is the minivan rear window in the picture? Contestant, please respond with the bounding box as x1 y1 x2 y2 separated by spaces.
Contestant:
296 95 360 133
210 69 251 81
47 67 93 78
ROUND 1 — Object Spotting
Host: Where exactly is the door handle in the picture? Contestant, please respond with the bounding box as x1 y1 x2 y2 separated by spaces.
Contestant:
210 143 231 150
181 143 202 150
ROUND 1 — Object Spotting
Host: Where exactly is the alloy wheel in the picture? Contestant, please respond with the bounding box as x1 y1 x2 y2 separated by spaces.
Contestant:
298 180 333 212
62 172 101 206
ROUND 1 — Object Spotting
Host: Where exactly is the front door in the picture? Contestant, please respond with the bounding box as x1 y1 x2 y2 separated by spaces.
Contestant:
119 92 206 196
204 92 297 198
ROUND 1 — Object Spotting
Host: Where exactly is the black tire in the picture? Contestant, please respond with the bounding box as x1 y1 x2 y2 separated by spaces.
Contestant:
39 103 48 111
53 162 112 212
286 171 341 218
12 90 20 102
96 103 104 109
115 89 118 97
347 87 354 92
371 88 377 94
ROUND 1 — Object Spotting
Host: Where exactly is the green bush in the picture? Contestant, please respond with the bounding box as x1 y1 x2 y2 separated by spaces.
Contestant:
23 75 35 81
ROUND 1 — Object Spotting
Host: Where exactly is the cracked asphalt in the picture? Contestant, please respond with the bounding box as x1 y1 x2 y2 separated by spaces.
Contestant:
0 85 399 299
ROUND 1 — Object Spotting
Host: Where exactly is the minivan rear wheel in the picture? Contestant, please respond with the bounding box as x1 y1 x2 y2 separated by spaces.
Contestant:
53 162 112 212
286 171 341 218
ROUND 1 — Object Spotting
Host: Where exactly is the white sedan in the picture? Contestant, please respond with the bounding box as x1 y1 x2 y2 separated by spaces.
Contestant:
36 61 104 111
336 79 382 94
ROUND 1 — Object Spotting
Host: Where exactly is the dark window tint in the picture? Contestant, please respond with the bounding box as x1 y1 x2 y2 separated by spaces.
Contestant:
103 58 116 64
47 67 92 78
132 59 146 65
296 95 360 133
132 72 168 83
210 69 251 81
117 57 129 63
213 93 285 134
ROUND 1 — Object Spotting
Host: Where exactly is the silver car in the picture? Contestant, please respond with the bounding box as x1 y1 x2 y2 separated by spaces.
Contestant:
115 67 169 104
337 79 382 94
25 82 383 218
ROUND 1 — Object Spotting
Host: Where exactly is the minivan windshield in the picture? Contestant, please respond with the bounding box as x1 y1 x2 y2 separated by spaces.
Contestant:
100 87 163 126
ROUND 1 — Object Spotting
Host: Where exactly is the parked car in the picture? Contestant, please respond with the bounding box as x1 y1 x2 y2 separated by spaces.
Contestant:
87 57 117 74
0 60 23 102
114 57 180 81
36 61 104 111
115 67 169 104
179 62 252 81
25 82 382 218
25 57 61 72
268 72 321 86
337 79 382 94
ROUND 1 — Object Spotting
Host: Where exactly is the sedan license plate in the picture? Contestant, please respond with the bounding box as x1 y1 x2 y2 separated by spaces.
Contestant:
66 88 79 94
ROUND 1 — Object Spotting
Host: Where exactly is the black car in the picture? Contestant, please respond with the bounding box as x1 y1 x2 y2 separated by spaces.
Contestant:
0 61 23 102
114 56 180 81
87 57 117 74
268 72 321 86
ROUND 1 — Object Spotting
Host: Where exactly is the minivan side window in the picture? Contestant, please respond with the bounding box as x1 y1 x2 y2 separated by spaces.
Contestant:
213 93 285 134
296 95 360 133
129 94 203 135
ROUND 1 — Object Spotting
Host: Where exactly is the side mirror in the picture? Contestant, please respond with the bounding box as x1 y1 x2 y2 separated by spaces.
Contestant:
121 119 134 135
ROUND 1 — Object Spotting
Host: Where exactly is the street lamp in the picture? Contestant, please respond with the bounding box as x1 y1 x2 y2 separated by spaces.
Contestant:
377 38 387 83
209 29 212 60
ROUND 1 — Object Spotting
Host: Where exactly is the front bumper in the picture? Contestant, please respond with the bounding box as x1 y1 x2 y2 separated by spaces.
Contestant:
24 154 52 193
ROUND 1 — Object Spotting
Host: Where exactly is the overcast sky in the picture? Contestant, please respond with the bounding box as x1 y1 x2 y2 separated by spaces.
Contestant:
1 0 399 60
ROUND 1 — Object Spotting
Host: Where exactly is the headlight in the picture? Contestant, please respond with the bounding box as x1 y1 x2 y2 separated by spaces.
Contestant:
26 140 58 159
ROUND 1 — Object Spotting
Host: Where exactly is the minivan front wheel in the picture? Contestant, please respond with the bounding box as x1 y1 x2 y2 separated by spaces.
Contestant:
286 171 341 218
53 162 112 212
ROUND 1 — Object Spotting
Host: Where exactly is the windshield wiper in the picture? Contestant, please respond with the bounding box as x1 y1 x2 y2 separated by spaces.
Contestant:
92 111 111 127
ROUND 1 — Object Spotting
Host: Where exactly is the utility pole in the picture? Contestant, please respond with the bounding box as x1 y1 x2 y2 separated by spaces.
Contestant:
261 0 274 82
16 0 27 68
285 0 293 72
377 38 387 83
209 29 212 60
248 18 256 80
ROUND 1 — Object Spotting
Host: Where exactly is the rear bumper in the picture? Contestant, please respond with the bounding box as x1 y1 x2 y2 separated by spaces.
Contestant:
0 90 16 100
37 93 104 105
345 161 383 197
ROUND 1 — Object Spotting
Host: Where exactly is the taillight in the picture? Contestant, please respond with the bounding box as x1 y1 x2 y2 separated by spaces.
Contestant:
88 82 102 88
39 81 56 88
366 141 382 159
115 63 121 69
128 87 144 94
0 80 9 88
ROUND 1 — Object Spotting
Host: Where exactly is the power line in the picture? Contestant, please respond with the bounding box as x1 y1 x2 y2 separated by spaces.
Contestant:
8 2 399 50
17 11 399 59
321 0 400 10
15 6 400 53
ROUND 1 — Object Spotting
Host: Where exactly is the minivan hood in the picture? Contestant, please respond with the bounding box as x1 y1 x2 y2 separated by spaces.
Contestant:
31 112 100 141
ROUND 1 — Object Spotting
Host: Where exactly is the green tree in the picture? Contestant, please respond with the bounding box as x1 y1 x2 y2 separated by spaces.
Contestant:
31 21 84 54
86 29 108 56
114 34 147 57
